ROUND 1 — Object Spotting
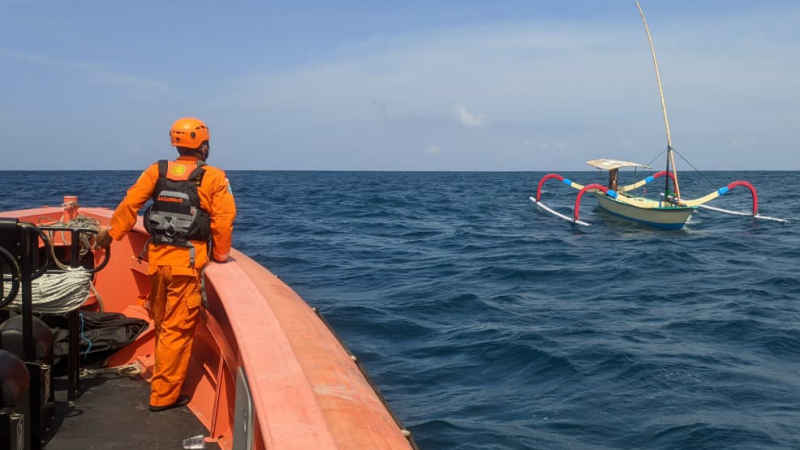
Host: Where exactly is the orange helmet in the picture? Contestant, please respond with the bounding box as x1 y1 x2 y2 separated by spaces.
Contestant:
169 117 210 149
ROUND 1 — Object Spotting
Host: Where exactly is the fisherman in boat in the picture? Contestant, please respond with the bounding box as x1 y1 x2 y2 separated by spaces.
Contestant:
95 117 236 412
608 168 619 191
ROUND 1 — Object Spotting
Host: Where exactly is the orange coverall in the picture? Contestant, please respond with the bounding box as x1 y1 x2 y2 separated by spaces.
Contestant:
108 155 236 407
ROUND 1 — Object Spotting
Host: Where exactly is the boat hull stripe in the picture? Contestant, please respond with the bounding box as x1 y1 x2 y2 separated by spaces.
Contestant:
600 206 687 230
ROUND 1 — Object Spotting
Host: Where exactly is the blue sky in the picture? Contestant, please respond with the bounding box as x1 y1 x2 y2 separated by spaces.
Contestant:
1 1 798 170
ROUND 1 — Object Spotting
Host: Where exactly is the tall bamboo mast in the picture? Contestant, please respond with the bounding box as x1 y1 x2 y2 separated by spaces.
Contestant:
635 1 681 199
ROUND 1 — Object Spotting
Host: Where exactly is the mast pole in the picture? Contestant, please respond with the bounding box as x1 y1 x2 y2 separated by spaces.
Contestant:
636 1 681 199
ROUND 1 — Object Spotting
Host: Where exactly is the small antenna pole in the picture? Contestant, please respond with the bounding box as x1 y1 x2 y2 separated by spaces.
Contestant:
636 1 681 199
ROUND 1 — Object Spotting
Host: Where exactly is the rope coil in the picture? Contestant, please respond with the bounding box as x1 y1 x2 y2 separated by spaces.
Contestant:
3 268 93 314
1 216 108 314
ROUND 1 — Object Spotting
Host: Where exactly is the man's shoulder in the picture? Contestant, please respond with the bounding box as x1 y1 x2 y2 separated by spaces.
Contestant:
201 164 227 178
133 162 161 184
143 160 167 175
200 164 230 188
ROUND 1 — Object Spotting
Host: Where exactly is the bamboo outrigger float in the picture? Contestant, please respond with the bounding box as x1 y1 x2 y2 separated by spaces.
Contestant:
530 1 787 229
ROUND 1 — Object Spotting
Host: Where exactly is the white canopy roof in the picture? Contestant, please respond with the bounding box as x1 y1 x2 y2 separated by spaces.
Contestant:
586 159 652 171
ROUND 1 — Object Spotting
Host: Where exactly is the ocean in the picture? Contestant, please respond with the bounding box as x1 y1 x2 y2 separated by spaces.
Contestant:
1 170 799 449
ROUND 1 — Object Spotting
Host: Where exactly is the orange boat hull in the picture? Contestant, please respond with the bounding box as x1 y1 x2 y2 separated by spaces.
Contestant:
3 205 415 450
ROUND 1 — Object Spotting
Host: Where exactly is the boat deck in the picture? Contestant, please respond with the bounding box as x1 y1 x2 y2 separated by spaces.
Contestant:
45 374 217 449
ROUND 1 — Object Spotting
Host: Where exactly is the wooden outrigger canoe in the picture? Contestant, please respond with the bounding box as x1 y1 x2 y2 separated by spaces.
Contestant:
529 159 778 229
530 2 787 229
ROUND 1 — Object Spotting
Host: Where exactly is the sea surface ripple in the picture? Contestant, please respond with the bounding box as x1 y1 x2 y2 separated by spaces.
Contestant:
1 170 799 449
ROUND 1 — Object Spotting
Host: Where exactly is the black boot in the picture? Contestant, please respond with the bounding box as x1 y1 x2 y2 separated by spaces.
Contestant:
149 394 190 412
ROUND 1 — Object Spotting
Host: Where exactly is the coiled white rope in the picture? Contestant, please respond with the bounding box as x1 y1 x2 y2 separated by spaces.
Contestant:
3 268 92 314
1 216 108 314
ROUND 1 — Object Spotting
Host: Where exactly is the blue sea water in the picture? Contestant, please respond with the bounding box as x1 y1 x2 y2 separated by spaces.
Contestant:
1 170 799 449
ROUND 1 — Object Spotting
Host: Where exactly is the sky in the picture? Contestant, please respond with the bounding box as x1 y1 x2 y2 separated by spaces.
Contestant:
1 1 798 171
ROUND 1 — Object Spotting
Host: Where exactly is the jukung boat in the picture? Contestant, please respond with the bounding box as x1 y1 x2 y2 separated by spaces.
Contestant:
530 2 787 229
0 197 418 449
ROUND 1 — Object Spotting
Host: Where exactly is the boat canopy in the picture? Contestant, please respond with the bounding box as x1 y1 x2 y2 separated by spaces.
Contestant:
586 159 652 171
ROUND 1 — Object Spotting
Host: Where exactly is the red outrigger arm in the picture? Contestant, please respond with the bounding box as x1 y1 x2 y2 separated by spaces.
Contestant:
534 175 613 225
535 174 610 222
727 181 758 216
573 184 609 223
650 170 677 186
617 170 676 193
536 173 566 201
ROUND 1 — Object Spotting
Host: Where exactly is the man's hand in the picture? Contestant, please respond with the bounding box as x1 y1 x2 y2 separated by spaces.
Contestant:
95 228 112 249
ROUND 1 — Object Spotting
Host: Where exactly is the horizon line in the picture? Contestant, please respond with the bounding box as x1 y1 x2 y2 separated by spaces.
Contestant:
1 168 797 173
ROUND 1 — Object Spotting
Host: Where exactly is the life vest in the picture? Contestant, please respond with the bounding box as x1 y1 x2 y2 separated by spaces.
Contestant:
144 160 211 250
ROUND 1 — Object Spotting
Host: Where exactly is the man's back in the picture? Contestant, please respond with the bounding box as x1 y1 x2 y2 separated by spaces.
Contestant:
109 155 236 275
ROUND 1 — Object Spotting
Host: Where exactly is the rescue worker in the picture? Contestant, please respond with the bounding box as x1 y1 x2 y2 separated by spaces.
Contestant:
95 117 236 411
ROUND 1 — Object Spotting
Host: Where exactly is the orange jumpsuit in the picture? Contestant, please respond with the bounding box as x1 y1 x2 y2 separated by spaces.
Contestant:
108 155 236 407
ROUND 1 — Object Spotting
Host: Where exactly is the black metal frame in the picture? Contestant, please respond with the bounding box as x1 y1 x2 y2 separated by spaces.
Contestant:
0 219 42 450
0 407 24 450
35 226 103 402
0 219 110 450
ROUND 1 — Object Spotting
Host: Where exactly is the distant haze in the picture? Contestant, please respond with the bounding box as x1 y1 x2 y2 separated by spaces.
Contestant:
1 1 798 171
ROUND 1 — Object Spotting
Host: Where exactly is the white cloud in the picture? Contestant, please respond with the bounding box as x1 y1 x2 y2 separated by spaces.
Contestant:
454 105 484 128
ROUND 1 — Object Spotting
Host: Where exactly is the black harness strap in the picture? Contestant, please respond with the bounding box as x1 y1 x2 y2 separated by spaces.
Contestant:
187 160 206 183
158 159 168 178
